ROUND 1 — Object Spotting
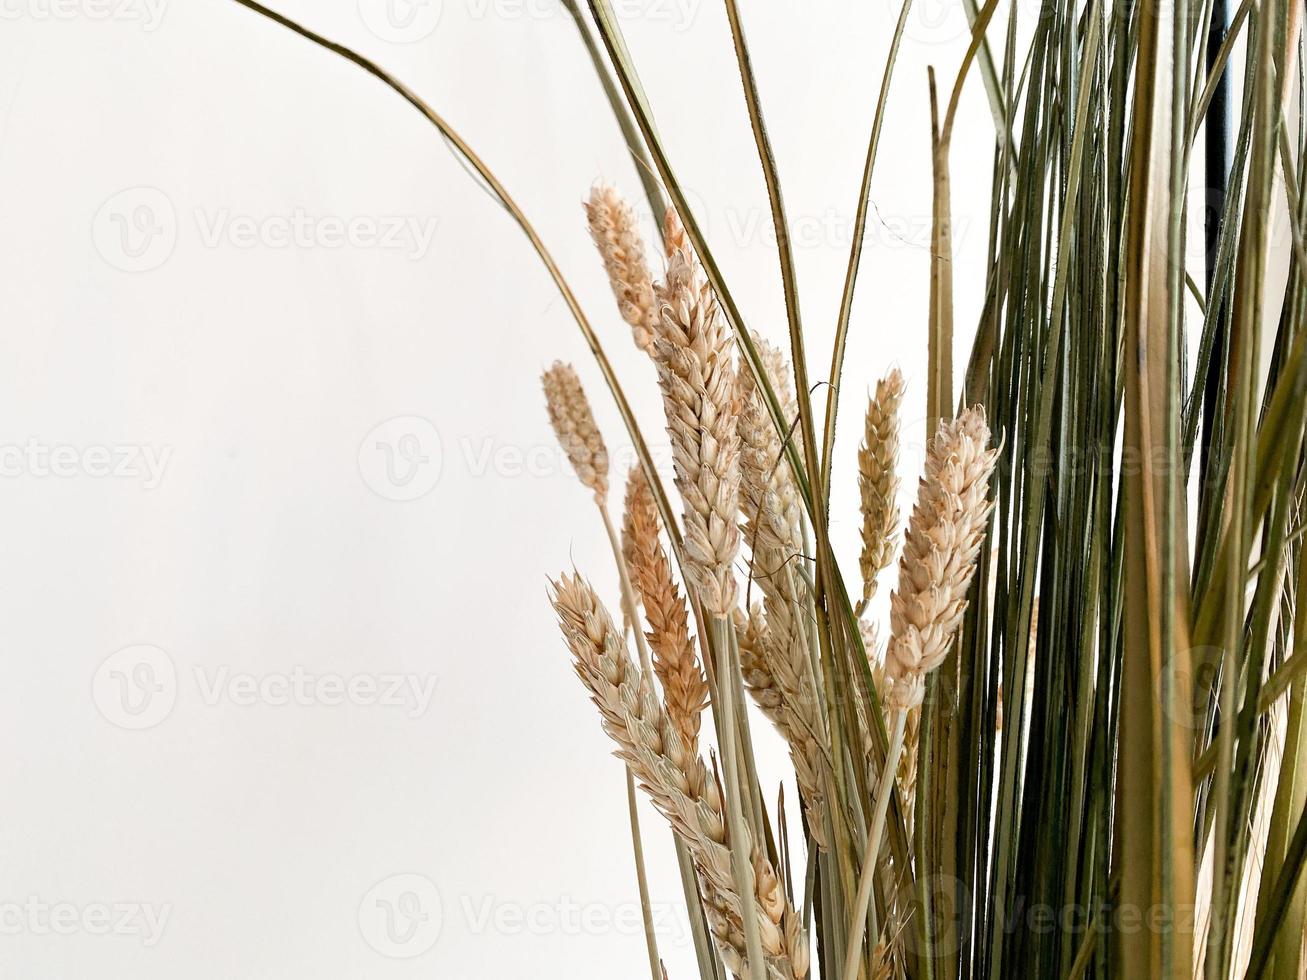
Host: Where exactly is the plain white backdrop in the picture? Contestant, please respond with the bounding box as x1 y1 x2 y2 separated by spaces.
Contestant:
0 0 1014 976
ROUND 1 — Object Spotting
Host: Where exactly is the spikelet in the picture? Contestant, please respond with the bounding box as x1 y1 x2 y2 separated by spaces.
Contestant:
663 206 689 260
551 574 808 978
541 362 609 503
884 408 998 710
585 185 658 353
621 467 708 744
652 251 741 619
736 605 783 720
859 369 906 604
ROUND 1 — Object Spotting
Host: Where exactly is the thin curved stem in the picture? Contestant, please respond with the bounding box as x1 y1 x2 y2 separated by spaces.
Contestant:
225 0 686 563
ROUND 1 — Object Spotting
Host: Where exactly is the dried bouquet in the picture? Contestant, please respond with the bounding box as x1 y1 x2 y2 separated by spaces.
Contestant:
231 0 1307 977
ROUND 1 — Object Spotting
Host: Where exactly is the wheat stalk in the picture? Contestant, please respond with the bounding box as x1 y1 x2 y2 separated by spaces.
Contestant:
551 573 808 979
622 466 709 745
542 361 610 504
585 184 659 353
652 250 741 620
845 406 998 977
858 369 905 608
862 618 919 832
734 335 829 848
883 406 998 709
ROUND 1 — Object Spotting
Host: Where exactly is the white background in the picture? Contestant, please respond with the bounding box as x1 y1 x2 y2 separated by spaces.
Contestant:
0 0 1014 976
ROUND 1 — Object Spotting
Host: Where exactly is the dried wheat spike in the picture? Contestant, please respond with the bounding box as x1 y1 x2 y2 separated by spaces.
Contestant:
859 369 906 604
885 408 998 710
622 467 708 744
585 185 658 353
663 206 688 260
652 251 740 619
551 574 808 978
542 361 609 503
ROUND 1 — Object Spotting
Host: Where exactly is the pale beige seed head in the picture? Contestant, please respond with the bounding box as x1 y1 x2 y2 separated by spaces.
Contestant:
541 361 609 503
885 406 998 710
585 184 658 353
859 369 905 603
652 251 740 618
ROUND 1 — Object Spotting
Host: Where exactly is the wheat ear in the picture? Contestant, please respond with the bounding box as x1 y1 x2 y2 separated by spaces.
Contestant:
542 361 609 504
551 574 808 979
652 250 741 619
585 184 658 353
884 407 998 709
622 466 709 744
845 407 998 977
735 335 829 848
858 369 905 607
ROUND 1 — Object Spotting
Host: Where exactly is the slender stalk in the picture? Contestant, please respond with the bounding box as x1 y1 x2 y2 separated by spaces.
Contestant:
624 770 663 980
819 0 916 505
225 0 688 577
598 501 661 980
842 710 907 980
713 615 768 980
